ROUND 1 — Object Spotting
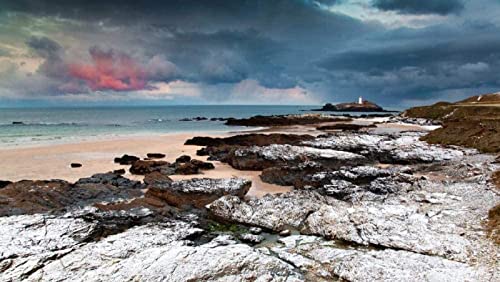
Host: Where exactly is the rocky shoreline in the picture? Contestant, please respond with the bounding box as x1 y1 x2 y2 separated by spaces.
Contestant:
1 111 499 281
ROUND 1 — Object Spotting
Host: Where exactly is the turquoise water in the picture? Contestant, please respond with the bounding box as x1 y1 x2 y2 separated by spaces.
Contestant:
0 105 390 146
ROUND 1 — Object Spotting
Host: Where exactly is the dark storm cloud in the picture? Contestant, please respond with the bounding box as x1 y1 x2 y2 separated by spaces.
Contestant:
1 0 499 106
26 36 62 59
317 24 500 102
26 36 67 79
157 29 295 88
3 0 371 39
372 0 464 15
319 38 500 72
5 0 373 89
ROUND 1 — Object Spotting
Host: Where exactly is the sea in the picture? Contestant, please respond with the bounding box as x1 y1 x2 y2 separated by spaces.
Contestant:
0 105 394 147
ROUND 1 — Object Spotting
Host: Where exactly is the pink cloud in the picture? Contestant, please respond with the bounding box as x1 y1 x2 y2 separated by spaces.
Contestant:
68 47 149 91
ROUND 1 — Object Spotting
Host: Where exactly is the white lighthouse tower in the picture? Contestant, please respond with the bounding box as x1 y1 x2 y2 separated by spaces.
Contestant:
358 96 363 104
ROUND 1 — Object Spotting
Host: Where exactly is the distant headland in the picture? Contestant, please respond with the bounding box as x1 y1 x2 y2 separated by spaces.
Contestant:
312 97 393 112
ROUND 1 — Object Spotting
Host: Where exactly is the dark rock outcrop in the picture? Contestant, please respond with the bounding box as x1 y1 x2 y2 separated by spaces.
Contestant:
114 154 140 165
112 169 126 175
317 123 376 131
75 172 143 189
175 155 191 163
143 171 173 185
70 163 82 168
225 114 351 127
260 161 323 186
129 159 214 176
0 175 143 216
146 153 166 159
185 133 315 147
129 160 171 175
0 180 12 188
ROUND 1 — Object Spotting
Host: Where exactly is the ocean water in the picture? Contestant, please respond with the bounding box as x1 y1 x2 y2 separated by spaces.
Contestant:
0 105 390 147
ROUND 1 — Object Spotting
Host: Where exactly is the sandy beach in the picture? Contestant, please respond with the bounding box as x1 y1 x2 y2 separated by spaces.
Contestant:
0 132 292 197
0 119 437 198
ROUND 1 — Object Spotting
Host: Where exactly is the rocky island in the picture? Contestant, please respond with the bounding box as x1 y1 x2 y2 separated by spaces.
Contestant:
313 96 389 112
0 94 499 281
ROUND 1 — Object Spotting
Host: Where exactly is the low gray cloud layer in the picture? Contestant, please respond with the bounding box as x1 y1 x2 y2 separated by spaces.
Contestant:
372 0 464 15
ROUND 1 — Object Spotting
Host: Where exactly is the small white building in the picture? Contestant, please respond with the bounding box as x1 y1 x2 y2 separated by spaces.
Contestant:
358 96 363 104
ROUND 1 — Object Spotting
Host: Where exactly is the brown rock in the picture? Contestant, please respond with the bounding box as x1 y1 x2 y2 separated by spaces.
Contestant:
113 169 126 175
144 171 173 185
114 154 140 165
487 203 500 245
224 115 351 127
174 162 200 175
146 153 166 159
190 159 215 170
492 170 500 190
0 180 12 189
0 177 143 216
129 160 170 175
175 155 191 163
185 133 315 147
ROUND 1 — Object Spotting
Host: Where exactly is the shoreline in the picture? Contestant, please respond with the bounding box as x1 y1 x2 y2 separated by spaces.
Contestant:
0 130 291 198
0 129 248 150
0 119 436 198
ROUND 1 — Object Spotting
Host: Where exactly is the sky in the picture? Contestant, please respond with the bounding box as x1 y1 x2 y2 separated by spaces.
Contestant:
0 0 500 107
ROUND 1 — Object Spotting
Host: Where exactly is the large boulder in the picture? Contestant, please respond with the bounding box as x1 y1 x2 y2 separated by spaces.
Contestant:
294 166 417 201
129 159 214 175
146 153 166 159
146 178 251 208
226 144 367 170
143 171 173 185
303 132 466 164
114 154 140 165
129 160 171 175
208 191 328 231
260 161 323 186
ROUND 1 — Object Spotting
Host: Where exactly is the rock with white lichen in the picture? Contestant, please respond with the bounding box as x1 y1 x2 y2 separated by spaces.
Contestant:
303 132 466 164
146 178 251 208
226 144 368 170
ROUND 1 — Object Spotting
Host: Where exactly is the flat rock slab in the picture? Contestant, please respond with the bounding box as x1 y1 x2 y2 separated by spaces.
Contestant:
1 217 303 282
146 178 251 208
0 178 143 216
228 144 367 170
208 191 328 231
303 132 466 164
268 235 493 281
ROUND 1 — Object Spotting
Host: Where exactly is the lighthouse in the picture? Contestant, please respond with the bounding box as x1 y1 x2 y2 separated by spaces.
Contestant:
358 96 363 104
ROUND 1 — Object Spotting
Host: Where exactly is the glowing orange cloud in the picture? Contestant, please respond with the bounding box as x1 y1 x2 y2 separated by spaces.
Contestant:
68 47 148 91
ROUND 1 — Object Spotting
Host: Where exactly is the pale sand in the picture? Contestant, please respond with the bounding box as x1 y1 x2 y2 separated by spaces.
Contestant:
0 132 291 198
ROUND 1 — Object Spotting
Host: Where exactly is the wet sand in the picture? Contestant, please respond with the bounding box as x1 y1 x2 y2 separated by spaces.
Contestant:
0 132 291 197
